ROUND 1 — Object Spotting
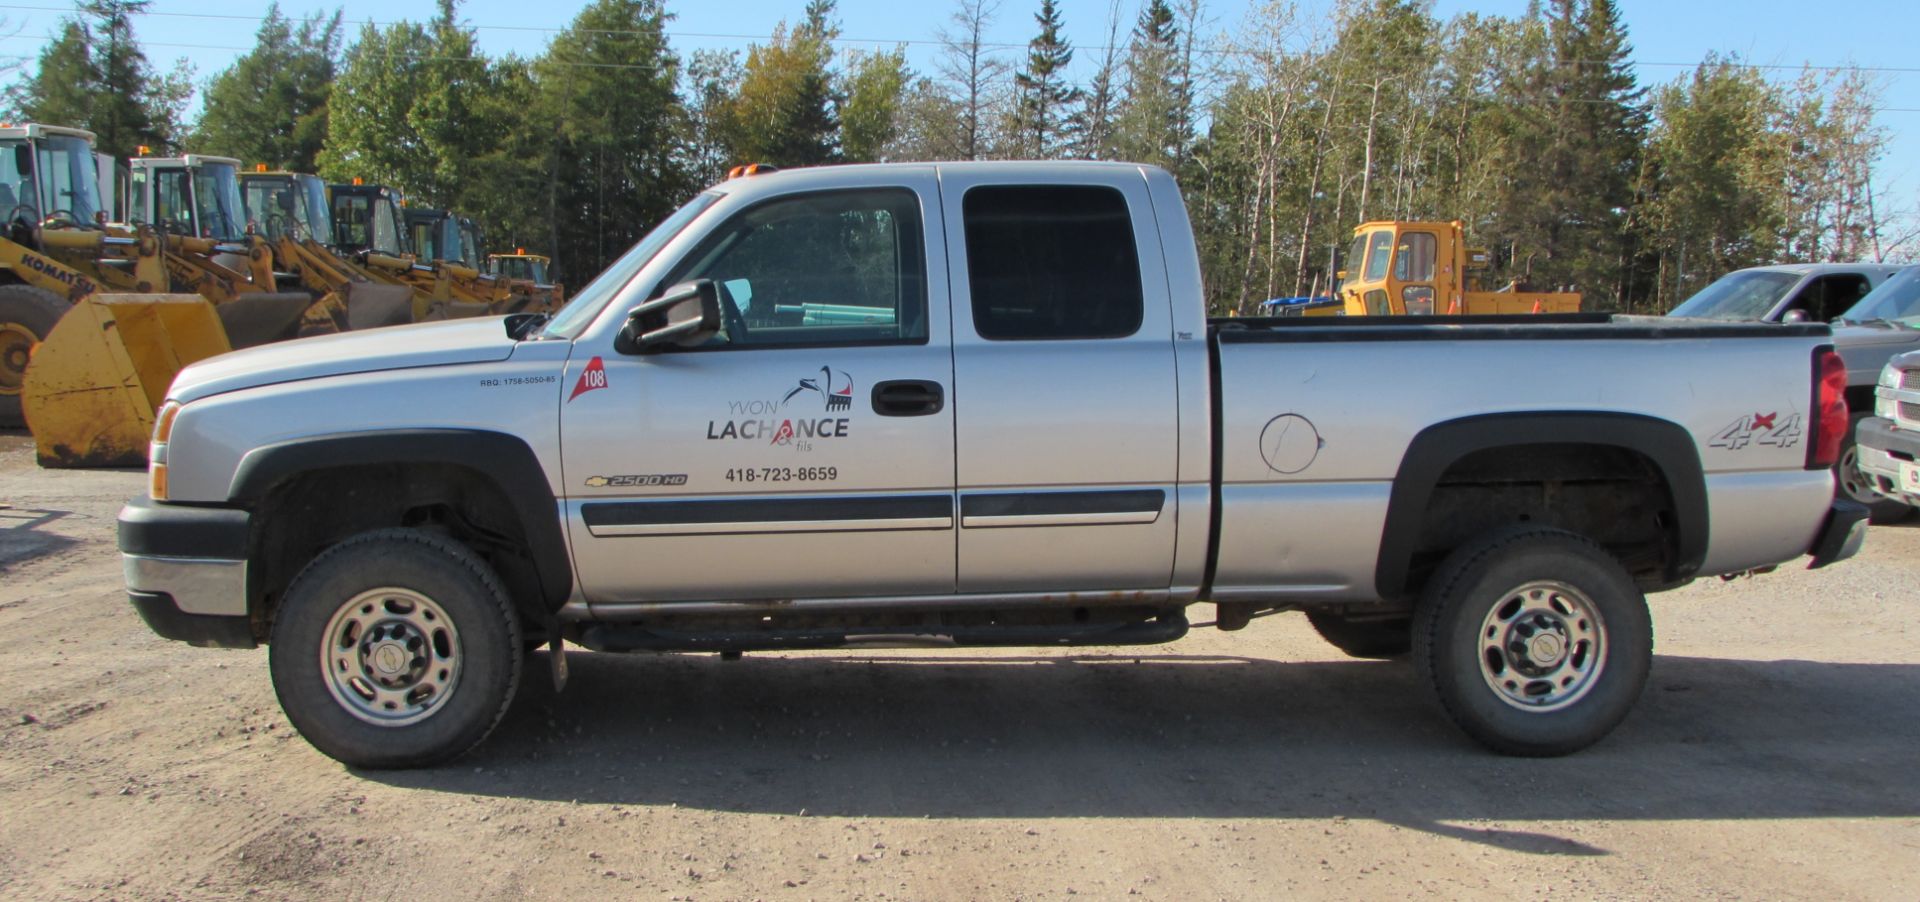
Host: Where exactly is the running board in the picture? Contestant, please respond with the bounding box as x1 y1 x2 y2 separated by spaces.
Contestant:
573 611 1189 654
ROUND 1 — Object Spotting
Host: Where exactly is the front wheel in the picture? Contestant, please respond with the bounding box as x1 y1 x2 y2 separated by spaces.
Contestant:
269 529 523 768
0 283 70 428
1412 526 1651 756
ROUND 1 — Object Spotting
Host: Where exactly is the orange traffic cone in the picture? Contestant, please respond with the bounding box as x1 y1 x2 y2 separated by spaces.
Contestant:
1531 299 1543 314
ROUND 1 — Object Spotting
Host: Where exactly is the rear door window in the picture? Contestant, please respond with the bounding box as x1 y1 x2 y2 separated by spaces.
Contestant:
962 184 1143 340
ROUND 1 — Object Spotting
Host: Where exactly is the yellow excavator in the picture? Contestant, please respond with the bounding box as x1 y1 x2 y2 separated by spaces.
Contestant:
1337 220 1581 316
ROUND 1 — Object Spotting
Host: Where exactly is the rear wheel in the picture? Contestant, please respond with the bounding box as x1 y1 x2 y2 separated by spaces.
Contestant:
1305 611 1411 659
1838 412 1912 524
1412 526 1651 756
269 528 523 768
0 284 70 428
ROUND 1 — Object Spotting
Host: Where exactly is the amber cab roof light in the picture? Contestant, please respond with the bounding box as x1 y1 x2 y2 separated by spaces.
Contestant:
726 163 779 179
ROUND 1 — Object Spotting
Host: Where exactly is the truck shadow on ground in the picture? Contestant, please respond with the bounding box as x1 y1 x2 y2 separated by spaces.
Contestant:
0 506 75 571
365 649 1920 841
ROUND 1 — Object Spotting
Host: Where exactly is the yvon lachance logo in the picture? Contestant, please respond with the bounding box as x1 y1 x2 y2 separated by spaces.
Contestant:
707 365 853 451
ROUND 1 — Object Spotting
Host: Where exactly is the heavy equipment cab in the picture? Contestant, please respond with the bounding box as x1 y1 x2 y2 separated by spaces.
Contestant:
1338 220 1580 316
239 170 334 244
487 252 551 284
406 207 483 268
0 123 107 229
329 183 408 257
129 154 248 241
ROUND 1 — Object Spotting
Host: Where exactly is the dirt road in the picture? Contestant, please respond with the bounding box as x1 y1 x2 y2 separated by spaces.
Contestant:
3 429 1917 900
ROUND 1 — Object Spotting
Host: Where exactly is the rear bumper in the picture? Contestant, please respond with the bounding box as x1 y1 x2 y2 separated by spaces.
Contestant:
1855 416 1920 506
1807 497 1870 570
118 497 255 648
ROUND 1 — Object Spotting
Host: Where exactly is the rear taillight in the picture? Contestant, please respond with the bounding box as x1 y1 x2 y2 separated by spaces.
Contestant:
1809 346 1847 470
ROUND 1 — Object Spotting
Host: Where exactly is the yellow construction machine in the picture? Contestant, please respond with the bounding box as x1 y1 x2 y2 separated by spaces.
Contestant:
487 250 564 310
1338 221 1581 316
13 145 325 465
402 204 561 316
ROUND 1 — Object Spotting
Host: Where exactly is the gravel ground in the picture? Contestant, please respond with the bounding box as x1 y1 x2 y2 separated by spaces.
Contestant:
2 428 1916 900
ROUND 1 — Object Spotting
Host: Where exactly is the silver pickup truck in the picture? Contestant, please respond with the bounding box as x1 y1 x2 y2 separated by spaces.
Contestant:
119 162 1866 768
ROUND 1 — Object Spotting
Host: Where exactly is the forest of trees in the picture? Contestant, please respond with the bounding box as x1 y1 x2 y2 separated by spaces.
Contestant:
4 0 1912 312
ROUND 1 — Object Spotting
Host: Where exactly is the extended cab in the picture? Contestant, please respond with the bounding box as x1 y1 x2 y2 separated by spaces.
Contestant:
119 162 1867 768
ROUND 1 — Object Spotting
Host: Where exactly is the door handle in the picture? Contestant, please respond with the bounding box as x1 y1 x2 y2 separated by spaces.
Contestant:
871 380 944 416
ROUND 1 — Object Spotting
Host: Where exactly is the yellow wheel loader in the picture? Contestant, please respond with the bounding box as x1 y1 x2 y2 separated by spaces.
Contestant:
239 169 414 331
1338 221 1582 316
0 123 190 431
13 146 326 465
487 250 565 313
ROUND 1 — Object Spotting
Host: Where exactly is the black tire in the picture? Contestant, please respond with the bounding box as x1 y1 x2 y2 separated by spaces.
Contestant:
268 528 523 769
1837 412 1913 524
0 284 70 429
1305 611 1411 659
1412 526 1652 757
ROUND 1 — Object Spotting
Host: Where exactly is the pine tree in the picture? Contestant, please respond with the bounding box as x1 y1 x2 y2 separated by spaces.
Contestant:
1110 0 1190 168
9 0 181 158
1007 0 1079 159
535 0 689 277
194 3 343 172
727 0 840 165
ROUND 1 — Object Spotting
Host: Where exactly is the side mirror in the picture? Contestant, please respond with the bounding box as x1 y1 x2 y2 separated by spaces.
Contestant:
618 279 722 353
1781 308 1810 324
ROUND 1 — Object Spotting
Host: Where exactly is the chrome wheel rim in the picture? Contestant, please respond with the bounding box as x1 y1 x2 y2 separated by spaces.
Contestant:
1838 446 1879 505
1477 580 1605 713
320 587 462 726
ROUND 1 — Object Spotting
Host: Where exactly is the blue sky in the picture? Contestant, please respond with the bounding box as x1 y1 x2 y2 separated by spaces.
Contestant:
4 0 1915 218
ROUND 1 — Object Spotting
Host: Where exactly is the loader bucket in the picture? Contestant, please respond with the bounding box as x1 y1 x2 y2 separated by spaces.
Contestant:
215 292 320 349
344 282 417 330
21 294 230 469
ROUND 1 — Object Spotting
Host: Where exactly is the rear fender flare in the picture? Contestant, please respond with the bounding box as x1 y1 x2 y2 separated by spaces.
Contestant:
1374 412 1707 599
228 429 572 608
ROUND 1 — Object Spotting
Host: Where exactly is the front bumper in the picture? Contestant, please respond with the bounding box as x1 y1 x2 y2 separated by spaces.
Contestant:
1855 416 1920 506
117 497 255 648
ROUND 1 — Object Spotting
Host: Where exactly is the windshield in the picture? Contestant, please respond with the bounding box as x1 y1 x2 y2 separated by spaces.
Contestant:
242 176 300 239
1361 231 1393 282
33 134 104 222
193 162 246 240
0 138 32 223
298 176 333 243
541 192 721 338
1839 267 1920 326
1667 270 1800 320
459 224 481 268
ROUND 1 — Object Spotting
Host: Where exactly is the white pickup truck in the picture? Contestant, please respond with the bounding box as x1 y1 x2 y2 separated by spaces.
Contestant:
119 162 1867 768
